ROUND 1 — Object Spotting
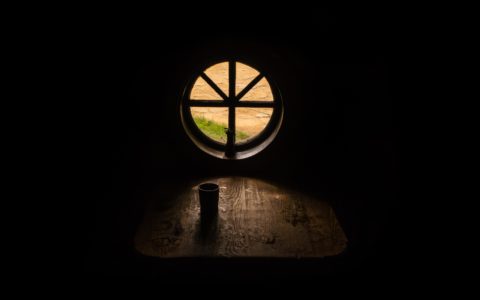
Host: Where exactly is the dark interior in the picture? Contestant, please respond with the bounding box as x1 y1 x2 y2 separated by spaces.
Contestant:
73 6 401 282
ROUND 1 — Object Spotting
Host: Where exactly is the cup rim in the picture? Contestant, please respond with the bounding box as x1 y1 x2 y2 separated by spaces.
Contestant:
199 182 219 192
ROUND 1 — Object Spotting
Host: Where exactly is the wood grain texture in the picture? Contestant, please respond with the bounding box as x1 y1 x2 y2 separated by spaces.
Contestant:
135 177 347 258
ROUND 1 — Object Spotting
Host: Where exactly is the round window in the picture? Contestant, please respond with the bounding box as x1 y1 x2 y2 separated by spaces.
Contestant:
180 60 283 159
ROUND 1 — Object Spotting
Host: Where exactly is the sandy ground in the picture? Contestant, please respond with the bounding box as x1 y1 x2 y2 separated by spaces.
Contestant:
190 62 274 137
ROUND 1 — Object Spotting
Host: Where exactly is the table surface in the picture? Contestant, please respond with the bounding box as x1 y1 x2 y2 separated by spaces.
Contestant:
135 177 347 258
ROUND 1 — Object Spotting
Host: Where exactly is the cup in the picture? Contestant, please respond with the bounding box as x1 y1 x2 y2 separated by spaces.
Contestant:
198 182 219 218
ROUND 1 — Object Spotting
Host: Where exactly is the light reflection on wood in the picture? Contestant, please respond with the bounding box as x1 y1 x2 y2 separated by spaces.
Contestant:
135 177 347 258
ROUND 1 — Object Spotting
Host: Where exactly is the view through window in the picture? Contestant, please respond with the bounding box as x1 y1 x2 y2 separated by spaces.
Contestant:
189 62 274 144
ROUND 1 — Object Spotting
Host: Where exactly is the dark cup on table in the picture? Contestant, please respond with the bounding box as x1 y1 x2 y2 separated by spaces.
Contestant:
199 183 219 219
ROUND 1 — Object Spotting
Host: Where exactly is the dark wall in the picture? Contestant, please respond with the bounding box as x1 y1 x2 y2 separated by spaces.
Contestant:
74 6 399 279
81 10 394 181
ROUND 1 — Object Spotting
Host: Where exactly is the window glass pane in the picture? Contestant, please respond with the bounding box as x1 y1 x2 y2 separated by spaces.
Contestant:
190 107 229 143
190 77 223 100
236 62 260 96
203 62 229 97
235 108 273 143
240 77 274 101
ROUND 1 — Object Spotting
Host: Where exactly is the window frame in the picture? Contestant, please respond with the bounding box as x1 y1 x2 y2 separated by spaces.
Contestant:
180 59 283 159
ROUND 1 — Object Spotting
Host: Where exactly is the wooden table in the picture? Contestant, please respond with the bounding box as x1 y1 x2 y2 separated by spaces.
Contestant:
135 177 347 258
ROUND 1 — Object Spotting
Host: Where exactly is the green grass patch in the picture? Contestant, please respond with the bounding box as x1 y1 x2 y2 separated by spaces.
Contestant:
193 116 249 142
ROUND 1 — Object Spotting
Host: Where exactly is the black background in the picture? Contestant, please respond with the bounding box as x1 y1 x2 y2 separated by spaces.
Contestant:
55 5 412 283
